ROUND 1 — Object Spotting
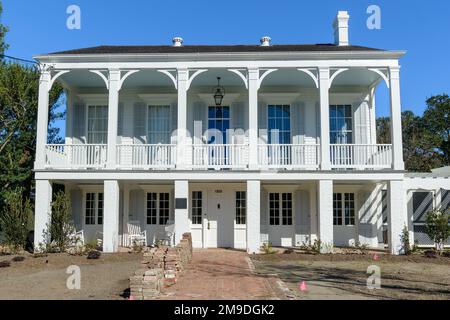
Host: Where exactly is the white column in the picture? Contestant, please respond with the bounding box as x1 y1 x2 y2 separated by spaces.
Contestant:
103 180 120 253
318 67 331 170
122 184 130 247
247 180 261 254
388 179 408 255
35 70 51 169
174 180 190 244
177 69 190 169
318 180 333 253
389 67 405 171
309 185 318 243
106 69 120 169
65 89 74 145
34 180 52 251
248 68 259 170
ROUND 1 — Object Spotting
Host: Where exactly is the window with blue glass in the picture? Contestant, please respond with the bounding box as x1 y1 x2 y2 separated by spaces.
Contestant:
268 105 291 144
329 105 353 144
208 106 230 144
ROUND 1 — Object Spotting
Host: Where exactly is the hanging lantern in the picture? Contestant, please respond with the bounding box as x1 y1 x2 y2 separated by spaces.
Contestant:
213 77 225 106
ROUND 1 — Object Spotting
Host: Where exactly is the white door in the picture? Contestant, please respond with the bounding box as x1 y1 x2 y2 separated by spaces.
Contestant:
268 192 295 247
206 190 234 248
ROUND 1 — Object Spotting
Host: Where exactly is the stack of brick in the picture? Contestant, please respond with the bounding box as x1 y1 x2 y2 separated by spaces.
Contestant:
129 232 193 298
129 268 164 300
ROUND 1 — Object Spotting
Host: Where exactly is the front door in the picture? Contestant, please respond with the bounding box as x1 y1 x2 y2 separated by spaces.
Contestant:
206 190 234 248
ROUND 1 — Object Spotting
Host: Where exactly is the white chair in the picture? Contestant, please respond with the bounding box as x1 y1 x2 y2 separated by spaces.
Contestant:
155 220 175 246
127 221 147 247
96 231 104 249
70 230 85 247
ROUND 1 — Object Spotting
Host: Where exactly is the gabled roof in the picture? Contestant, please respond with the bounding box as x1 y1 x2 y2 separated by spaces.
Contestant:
47 44 384 55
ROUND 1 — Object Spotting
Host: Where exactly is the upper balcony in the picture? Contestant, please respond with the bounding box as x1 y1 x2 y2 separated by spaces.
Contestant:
44 143 393 171
36 65 403 172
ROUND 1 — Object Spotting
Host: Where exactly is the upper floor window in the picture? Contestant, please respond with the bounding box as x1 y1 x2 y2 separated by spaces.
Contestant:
87 105 108 144
330 105 352 144
147 105 171 144
268 105 291 144
208 106 230 144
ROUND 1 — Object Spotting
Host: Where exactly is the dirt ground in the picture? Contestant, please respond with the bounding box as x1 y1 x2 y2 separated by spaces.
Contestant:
0 252 141 300
252 253 450 300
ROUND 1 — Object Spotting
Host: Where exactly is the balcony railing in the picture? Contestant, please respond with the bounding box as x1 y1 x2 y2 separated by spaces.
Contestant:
192 144 248 169
117 144 176 169
44 143 393 171
330 144 393 169
258 144 320 169
45 144 107 169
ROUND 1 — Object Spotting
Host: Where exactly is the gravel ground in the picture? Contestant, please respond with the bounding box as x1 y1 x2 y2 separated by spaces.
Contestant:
252 253 450 300
0 252 141 300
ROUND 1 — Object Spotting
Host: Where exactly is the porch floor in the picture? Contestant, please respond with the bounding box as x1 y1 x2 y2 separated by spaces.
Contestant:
158 249 282 300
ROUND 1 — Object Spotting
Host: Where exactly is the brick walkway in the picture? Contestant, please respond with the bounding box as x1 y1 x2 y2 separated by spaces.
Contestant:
159 249 280 300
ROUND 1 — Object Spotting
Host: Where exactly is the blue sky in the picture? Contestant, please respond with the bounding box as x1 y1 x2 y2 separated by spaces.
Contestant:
2 0 449 120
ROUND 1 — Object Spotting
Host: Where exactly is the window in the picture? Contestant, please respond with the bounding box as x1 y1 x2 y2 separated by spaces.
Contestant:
333 192 355 226
192 192 203 225
147 105 171 144
208 106 230 144
159 193 170 225
146 193 170 225
87 105 108 144
268 105 291 144
269 193 293 226
85 192 104 225
236 192 247 225
330 105 352 144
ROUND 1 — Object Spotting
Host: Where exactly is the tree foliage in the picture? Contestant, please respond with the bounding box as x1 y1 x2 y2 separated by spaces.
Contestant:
377 94 450 172
0 1 8 57
46 191 74 252
425 209 450 252
0 188 32 252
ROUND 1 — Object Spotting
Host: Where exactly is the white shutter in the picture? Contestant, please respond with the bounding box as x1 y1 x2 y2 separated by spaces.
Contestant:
170 103 178 144
133 102 146 144
193 101 206 143
353 101 369 144
72 101 86 144
258 101 267 143
117 102 124 144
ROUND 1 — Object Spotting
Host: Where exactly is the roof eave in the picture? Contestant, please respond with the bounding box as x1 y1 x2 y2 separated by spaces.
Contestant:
34 50 406 64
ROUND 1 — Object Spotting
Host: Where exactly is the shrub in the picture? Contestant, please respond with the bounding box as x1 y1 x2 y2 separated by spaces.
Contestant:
87 250 101 260
442 251 450 258
0 189 32 253
425 209 450 253
400 226 411 255
49 191 75 252
261 242 276 254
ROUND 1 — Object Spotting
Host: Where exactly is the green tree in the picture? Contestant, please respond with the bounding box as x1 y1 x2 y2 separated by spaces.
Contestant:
425 209 450 253
423 94 450 166
0 1 9 57
0 188 32 252
46 191 74 252
376 110 442 172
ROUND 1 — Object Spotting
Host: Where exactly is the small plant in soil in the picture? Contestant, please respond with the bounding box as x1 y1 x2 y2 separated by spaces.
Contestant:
261 242 276 254
12 256 25 262
0 260 11 268
425 209 450 254
87 250 101 260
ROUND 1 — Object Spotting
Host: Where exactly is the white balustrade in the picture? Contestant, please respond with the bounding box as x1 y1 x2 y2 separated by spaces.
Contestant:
330 144 393 169
45 144 107 169
117 144 176 169
192 144 248 169
258 144 320 169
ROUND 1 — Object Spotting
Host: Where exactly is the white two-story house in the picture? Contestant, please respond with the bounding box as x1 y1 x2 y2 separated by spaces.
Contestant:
33 11 419 255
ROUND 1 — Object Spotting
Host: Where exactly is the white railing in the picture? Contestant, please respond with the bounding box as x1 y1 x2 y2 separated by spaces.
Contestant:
330 144 392 169
117 144 176 169
192 144 248 169
258 144 320 169
45 144 107 169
